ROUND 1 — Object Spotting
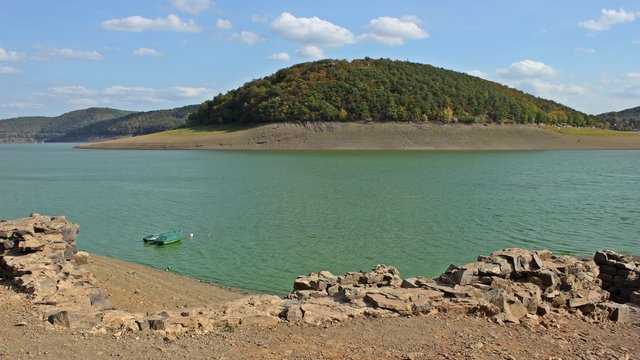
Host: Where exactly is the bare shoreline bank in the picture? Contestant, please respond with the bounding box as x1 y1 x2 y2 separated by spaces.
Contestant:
1 212 639 359
76 122 640 151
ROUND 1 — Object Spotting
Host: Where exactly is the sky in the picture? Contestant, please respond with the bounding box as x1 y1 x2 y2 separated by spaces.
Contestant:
0 0 639 119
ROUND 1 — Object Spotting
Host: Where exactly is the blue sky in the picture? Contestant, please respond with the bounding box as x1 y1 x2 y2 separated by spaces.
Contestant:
0 0 638 118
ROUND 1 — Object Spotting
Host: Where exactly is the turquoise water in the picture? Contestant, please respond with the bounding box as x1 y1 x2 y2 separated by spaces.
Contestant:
1 144 639 293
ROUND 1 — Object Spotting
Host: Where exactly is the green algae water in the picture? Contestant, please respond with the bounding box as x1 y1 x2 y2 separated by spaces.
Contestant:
1 144 639 293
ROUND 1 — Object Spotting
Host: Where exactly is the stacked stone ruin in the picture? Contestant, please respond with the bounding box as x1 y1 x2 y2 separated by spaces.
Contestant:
0 213 111 328
594 250 640 305
1 213 638 335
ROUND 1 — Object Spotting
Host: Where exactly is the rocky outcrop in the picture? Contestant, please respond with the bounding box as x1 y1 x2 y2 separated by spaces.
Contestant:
1 213 638 336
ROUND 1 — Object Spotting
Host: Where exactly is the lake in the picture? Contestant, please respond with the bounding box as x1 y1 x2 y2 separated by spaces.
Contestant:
1 144 638 293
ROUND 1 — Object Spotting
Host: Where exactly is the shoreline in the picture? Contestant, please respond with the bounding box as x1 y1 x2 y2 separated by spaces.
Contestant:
76 122 640 151
82 253 255 313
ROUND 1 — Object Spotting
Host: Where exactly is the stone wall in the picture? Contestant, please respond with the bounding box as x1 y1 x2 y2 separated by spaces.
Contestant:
594 250 640 305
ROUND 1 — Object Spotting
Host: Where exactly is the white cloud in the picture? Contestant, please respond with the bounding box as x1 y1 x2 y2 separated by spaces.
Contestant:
579 8 638 31
0 101 44 110
33 47 104 61
170 0 211 14
496 59 557 79
466 70 488 79
216 18 232 30
133 48 164 57
0 65 21 74
297 45 325 60
488 60 597 112
171 86 210 98
231 31 264 45
360 16 429 46
101 14 202 33
43 84 213 108
270 12 356 47
575 47 595 54
252 14 269 23
525 79 588 96
627 72 640 79
48 86 96 96
267 52 291 61
0 47 24 62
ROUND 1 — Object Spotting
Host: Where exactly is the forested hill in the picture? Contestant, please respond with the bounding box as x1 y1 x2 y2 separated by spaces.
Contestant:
188 58 597 127
597 106 640 131
0 107 133 142
0 105 197 142
51 105 198 141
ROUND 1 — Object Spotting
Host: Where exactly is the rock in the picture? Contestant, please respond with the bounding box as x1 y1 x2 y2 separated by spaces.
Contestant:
89 292 113 310
148 319 166 330
607 304 629 323
299 300 362 325
136 319 150 331
74 251 90 265
531 252 544 270
538 270 557 287
616 262 636 271
0 239 14 250
490 277 512 292
401 276 433 289
600 265 617 275
594 251 609 265
630 291 640 305
578 303 596 315
450 268 478 286
401 278 420 288
284 305 303 323
476 263 502 276
290 290 328 300
491 257 513 275
18 235 46 252
48 311 70 327
293 271 338 292
338 272 366 286
486 289 528 323
365 292 412 314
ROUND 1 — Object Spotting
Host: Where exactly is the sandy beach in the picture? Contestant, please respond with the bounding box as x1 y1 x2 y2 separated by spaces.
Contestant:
77 122 640 151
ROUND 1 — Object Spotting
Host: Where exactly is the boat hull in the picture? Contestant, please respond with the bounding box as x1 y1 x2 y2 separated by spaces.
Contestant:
143 230 183 246
154 230 183 246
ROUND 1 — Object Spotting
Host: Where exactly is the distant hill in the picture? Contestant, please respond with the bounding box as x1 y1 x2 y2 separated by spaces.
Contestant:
51 105 198 141
188 58 598 127
0 108 134 143
597 106 640 131
0 105 198 143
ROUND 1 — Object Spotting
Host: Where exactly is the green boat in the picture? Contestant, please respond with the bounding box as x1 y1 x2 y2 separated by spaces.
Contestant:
143 233 160 243
143 230 183 246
